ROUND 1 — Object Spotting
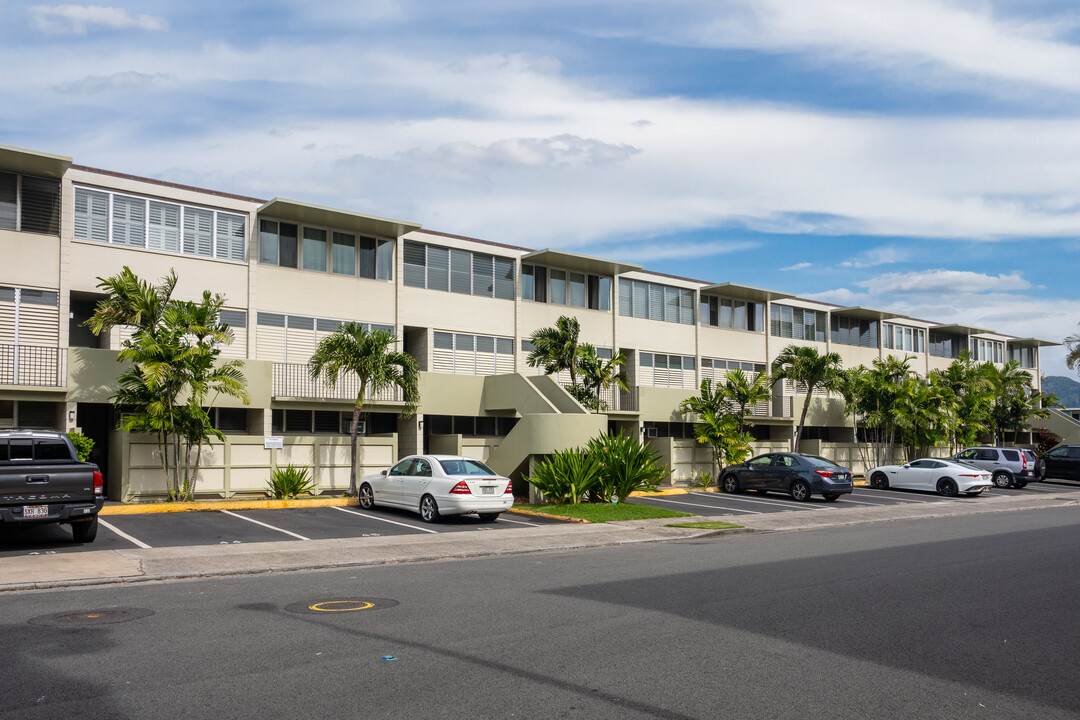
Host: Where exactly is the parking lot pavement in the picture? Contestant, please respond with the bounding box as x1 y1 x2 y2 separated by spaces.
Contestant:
0 505 567 558
630 480 1080 517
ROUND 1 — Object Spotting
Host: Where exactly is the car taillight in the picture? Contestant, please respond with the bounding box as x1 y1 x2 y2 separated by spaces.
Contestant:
449 481 472 495
1021 454 1028 470
814 470 835 478
93 470 103 496
958 474 979 478
505 481 513 494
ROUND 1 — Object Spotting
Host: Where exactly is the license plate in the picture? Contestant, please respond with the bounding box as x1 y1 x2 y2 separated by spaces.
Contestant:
23 505 47 518
481 487 495 495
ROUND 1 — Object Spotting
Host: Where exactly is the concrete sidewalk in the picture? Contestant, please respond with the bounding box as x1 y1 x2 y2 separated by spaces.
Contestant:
1 491 1076 592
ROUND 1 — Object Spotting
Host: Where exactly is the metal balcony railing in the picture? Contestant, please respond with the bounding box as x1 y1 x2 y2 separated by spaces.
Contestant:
0 345 65 387
272 363 404 402
560 382 639 412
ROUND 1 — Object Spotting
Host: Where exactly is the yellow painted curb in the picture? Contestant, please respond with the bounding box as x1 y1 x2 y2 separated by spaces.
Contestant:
100 497 359 515
507 507 590 523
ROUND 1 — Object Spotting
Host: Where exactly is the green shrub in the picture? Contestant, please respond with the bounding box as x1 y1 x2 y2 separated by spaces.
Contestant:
525 447 602 504
694 470 713 489
588 431 670 502
267 464 316 499
66 431 95 462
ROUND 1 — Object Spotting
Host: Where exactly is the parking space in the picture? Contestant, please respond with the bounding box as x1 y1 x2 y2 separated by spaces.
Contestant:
631 480 1080 517
0 504 567 557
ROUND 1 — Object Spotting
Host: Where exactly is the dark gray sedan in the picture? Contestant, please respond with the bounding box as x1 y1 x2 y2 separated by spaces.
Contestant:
720 453 854 502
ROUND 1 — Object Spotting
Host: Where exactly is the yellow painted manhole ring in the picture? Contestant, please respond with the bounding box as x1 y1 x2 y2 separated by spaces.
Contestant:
286 597 399 614
309 600 375 612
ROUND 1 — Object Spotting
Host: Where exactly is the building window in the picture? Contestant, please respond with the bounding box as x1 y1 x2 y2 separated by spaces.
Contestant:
522 263 610 310
970 338 1004 363
332 232 355 275
0 172 61 235
74 186 246 261
701 296 764 332
1008 345 1036 368
403 241 514 300
884 324 925 353
830 316 878 348
770 305 826 341
618 279 694 325
638 352 696 388
432 331 515 375
301 227 328 272
929 330 963 358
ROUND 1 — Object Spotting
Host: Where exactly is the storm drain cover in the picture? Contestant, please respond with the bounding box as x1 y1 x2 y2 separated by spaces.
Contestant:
29 607 155 627
286 597 399 615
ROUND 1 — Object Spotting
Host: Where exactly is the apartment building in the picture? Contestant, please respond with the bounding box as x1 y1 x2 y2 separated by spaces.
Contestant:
0 143 1057 500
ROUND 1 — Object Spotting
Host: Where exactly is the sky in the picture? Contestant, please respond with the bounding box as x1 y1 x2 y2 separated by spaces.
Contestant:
3 0 1080 378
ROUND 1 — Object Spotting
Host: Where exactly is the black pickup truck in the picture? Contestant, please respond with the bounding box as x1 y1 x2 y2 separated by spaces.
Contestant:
0 430 104 543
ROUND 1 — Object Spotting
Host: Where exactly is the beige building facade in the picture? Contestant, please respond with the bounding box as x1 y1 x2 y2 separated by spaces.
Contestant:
0 144 1058 500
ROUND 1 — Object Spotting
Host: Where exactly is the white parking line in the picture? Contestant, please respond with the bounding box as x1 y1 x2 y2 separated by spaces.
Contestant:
97 518 152 549
220 510 311 540
857 488 935 503
332 505 439 534
686 492 816 509
644 497 763 514
833 496 899 506
497 516 540 526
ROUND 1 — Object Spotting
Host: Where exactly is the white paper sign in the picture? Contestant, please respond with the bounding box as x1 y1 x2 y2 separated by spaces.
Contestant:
264 436 283 449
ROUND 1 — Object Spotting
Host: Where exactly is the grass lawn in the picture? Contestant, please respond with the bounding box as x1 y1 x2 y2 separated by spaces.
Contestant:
665 521 743 530
520 502 693 522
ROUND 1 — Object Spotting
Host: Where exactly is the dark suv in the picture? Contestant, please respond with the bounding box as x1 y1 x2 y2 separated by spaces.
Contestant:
1041 445 1080 481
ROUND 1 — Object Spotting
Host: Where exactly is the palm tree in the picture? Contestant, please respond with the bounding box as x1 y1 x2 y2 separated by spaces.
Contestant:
678 377 728 418
576 343 630 411
720 368 772 433
526 315 581 386
984 360 1058 445
86 266 177 336
1066 324 1080 373
771 344 844 452
308 324 420 496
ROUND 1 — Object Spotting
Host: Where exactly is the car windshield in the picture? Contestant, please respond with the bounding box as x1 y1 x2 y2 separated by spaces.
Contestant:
801 455 840 468
438 458 496 476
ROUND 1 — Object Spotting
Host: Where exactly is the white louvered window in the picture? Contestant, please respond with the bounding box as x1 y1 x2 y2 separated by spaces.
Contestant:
618 278 694 324
74 188 109 242
183 207 213 257
111 195 146 248
148 201 181 252
432 331 513 376
215 212 246 261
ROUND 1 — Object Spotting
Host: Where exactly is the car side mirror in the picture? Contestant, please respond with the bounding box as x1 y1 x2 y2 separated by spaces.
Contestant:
903 464 910 469
381 469 388 476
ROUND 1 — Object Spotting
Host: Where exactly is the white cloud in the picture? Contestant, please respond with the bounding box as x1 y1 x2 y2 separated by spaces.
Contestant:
801 287 872 305
55 71 171 95
856 269 1033 294
780 262 811 271
840 245 911 268
29 5 168 34
611 239 758 262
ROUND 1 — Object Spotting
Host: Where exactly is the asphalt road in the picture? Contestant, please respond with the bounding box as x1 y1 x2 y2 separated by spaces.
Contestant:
1 507 1078 719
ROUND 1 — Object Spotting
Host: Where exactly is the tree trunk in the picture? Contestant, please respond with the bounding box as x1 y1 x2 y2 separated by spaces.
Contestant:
348 403 362 497
795 392 812 452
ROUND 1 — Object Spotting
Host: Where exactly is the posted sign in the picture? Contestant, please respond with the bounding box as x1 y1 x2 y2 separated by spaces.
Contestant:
264 436 283 450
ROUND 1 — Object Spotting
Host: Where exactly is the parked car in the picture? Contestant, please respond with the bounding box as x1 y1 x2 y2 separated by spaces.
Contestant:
950 447 1034 488
0 430 104 542
868 458 992 496
358 455 513 523
720 453 853 502
1040 445 1080 481
1021 449 1044 481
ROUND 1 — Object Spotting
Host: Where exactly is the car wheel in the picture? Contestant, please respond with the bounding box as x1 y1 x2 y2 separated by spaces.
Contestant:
477 513 500 522
358 483 374 509
822 493 839 502
71 515 98 543
870 472 889 490
419 494 442 523
992 471 1011 488
937 478 959 497
722 475 740 494
789 480 811 502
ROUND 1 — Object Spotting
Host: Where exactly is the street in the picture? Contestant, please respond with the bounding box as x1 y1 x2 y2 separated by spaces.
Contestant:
2 507 1078 719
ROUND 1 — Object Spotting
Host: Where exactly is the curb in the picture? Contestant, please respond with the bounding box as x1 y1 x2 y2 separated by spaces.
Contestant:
100 496 359 515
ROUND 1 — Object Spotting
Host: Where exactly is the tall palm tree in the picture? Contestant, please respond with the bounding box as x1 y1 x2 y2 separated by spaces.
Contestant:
984 360 1058 445
526 315 581 386
1066 324 1080 373
576 343 630 411
309 324 420 496
86 266 177 335
771 344 844 452
720 368 772 433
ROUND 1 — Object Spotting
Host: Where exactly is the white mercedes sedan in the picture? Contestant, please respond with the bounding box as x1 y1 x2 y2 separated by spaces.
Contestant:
358 455 514 523
867 458 993 497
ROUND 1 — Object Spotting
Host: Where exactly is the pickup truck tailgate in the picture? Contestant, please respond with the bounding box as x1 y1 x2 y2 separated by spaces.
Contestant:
0 463 97 505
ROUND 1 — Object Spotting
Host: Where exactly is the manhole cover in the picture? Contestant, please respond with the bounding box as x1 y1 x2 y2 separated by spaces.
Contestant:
286 597 399 615
29 607 154 627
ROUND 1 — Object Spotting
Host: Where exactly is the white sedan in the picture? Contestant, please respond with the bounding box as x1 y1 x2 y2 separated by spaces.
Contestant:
358 455 514 523
867 458 993 496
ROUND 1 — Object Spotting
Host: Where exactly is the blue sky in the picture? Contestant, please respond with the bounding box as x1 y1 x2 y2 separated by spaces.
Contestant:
3 0 1080 377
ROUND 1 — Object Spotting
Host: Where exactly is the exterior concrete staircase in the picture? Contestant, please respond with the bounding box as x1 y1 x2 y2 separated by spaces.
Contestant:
1039 408 1080 446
